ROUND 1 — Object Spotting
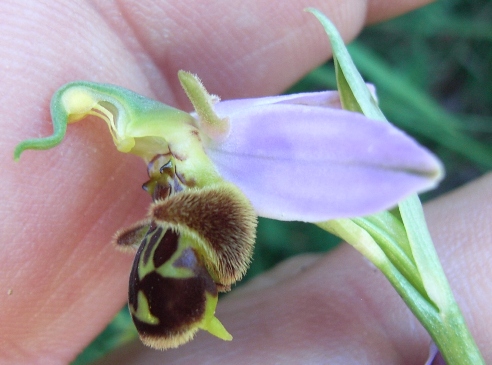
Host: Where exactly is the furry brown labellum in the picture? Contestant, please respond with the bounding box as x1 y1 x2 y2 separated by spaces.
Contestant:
114 180 257 349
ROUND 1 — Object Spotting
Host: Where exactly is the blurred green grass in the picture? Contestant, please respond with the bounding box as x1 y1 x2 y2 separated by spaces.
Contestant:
73 0 492 363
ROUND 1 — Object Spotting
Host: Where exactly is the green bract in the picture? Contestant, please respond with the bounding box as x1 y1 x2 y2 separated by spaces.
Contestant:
307 8 483 364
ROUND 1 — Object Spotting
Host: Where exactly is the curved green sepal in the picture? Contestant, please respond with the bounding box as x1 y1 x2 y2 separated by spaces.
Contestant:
14 81 195 161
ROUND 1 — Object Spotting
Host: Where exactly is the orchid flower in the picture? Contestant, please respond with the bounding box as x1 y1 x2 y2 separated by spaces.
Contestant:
13 9 481 363
14 72 443 222
12 70 440 348
12 69 441 349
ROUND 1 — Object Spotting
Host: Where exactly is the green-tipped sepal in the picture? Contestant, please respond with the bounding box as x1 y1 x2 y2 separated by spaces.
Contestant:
13 81 222 188
15 81 193 159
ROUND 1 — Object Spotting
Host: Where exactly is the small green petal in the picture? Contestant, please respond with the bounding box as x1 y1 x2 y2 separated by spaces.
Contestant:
178 70 230 141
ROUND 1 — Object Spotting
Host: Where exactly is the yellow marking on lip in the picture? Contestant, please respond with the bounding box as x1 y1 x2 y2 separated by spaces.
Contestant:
131 291 159 325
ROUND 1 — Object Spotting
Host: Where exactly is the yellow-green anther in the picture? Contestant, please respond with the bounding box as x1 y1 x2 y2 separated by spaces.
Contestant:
178 70 230 142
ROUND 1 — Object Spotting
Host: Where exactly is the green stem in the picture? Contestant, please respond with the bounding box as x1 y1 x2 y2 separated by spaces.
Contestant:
319 208 484 364
399 196 484 364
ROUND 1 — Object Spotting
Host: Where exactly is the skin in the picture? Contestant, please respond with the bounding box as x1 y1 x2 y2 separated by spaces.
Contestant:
1 0 490 364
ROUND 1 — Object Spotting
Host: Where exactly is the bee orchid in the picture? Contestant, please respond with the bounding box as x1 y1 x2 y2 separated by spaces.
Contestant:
14 70 442 349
